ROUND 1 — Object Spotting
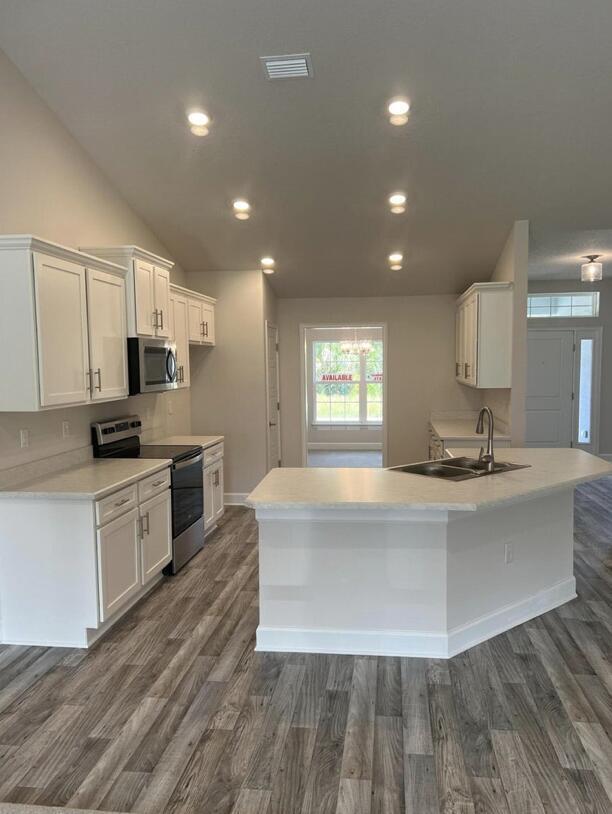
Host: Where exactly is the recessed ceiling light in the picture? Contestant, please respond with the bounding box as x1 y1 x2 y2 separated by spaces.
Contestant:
233 199 251 220
388 192 407 214
389 251 403 271
387 97 410 126
261 256 275 274
187 110 210 136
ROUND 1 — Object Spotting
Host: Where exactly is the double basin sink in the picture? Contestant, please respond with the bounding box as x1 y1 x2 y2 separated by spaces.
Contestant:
388 456 530 482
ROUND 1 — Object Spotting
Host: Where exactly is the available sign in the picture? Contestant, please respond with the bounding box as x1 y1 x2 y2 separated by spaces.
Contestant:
320 373 353 382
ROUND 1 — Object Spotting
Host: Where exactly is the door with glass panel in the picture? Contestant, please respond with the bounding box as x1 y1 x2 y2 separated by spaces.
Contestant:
526 327 601 452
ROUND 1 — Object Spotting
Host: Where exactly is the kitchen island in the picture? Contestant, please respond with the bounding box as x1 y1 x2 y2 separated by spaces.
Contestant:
247 448 611 658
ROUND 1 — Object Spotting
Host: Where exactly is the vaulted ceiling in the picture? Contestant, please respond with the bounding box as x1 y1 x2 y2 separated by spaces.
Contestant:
1 0 612 297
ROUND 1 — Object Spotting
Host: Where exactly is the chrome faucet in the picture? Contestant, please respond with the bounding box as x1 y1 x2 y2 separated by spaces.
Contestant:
476 406 495 473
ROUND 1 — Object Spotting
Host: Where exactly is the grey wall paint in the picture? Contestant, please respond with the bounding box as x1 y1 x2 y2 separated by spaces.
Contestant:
528 278 612 454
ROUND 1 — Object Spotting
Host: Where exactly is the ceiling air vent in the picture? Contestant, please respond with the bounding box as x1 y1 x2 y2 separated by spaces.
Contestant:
260 53 313 80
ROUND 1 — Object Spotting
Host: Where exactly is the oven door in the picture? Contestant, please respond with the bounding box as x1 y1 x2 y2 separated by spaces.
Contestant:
171 452 204 538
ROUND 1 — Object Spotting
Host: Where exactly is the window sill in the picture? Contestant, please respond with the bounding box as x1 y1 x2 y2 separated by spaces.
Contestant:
311 423 383 429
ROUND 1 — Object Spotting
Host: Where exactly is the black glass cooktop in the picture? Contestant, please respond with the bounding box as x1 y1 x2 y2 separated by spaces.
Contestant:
139 444 202 463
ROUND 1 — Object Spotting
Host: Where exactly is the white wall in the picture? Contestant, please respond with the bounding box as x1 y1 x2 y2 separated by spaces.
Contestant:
485 220 529 444
528 278 612 454
278 295 483 467
0 48 191 481
187 271 276 499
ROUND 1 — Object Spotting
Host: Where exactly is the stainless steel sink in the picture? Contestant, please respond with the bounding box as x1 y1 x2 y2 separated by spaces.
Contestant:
388 456 530 481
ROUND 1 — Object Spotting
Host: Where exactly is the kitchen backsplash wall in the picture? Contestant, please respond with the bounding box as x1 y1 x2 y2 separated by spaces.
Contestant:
0 389 191 488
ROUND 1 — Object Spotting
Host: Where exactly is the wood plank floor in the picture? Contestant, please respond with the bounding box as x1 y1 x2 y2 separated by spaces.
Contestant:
0 479 611 813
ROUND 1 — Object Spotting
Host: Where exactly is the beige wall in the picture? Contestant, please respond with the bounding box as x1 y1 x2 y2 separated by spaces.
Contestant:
485 220 529 444
528 278 612 454
0 48 191 480
187 271 276 498
278 296 483 467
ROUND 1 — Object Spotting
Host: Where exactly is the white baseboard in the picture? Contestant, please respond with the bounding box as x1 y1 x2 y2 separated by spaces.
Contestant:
225 492 249 506
308 442 383 451
256 578 576 659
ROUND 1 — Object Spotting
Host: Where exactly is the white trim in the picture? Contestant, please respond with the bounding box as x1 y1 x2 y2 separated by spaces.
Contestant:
170 282 216 304
307 442 383 451
255 577 576 659
265 321 282 470
299 323 388 467
225 492 249 506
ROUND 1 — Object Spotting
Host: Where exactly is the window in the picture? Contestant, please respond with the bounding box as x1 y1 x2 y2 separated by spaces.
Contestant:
527 292 599 319
313 338 383 424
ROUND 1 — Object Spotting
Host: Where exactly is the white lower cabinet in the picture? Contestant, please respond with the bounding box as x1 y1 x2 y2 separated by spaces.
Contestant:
140 490 172 584
97 508 141 622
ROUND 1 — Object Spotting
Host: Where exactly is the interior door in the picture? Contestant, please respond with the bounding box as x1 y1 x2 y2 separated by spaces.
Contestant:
265 322 281 469
526 330 574 446
153 267 171 338
171 294 190 387
140 491 172 583
134 259 155 336
86 268 128 400
33 252 90 407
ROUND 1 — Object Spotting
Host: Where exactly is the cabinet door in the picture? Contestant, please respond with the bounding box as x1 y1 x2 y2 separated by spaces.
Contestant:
201 302 215 345
97 508 141 622
188 298 203 343
140 490 172 584
153 266 171 338
33 252 90 407
171 294 190 388
86 268 128 401
203 465 215 529
212 461 224 522
464 295 479 385
134 259 156 336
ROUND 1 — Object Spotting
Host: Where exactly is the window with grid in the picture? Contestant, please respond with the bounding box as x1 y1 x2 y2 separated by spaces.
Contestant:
527 292 599 318
313 340 383 424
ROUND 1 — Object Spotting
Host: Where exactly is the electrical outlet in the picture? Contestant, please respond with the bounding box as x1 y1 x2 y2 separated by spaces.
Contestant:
62 421 71 439
504 543 514 564
19 429 30 448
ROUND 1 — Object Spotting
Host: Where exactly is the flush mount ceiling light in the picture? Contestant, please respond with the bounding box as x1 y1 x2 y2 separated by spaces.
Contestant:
261 256 275 274
387 97 410 126
232 199 251 220
581 254 603 282
187 109 210 136
388 251 403 271
388 192 407 214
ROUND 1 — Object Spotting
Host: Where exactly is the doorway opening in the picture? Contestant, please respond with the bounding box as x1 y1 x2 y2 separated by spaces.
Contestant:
526 327 602 453
301 325 386 467
265 321 281 471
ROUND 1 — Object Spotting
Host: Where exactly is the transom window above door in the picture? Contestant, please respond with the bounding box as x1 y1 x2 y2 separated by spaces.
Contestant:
527 292 599 318
310 328 384 425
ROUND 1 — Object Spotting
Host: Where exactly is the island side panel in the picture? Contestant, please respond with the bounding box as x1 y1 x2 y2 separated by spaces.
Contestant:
445 488 576 655
255 510 450 658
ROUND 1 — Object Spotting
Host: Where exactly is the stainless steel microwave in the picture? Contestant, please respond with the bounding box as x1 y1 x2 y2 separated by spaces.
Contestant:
127 337 178 395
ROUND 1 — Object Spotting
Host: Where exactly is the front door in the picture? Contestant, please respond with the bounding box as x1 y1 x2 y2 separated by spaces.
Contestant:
526 330 574 447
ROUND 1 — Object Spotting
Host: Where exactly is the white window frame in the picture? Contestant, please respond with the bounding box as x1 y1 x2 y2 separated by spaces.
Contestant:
527 291 600 319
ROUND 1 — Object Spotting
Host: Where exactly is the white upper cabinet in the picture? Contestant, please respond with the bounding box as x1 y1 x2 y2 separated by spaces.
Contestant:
201 300 215 345
33 252 90 407
169 289 190 388
80 245 174 339
0 236 129 411
86 267 129 401
455 282 513 389
188 297 204 343
186 294 216 345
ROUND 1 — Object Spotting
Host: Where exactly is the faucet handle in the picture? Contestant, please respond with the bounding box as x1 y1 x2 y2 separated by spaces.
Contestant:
478 446 485 461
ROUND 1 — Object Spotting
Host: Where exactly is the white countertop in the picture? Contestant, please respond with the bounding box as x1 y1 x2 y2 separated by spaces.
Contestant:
154 434 224 449
247 448 612 512
431 418 511 442
0 458 171 500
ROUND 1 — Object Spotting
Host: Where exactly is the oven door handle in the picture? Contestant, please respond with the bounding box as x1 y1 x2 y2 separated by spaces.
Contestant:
173 452 204 470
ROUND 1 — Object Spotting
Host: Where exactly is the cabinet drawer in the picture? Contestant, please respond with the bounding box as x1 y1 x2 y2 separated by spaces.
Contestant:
96 484 137 527
203 443 224 466
138 468 171 503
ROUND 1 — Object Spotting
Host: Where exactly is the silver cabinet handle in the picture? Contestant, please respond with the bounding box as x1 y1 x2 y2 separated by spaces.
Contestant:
114 496 131 507
86 368 93 395
465 363 470 378
95 368 102 391
142 511 150 535
153 309 159 328
200 321 205 336
159 310 164 330
455 362 461 376
204 321 208 338
152 479 166 487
